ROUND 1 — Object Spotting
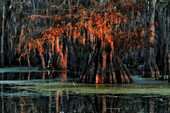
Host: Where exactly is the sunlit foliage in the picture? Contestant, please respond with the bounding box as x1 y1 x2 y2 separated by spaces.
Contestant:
18 0 146 69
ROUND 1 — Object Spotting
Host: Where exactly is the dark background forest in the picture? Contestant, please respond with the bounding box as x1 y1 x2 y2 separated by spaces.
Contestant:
0 0 170 83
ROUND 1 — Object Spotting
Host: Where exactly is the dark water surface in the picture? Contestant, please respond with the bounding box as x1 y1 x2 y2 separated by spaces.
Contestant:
0 67 170 113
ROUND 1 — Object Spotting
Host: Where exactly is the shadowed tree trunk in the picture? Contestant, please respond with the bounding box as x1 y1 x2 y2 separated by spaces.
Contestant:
0 6 5 67
67 37 77 76
142 0 160 77
168 53 170 82
79 39 133 83
168 3 170 82
155 1 170 77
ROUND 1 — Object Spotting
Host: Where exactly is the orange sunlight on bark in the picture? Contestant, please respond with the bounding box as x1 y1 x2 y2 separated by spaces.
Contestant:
96 74 101 84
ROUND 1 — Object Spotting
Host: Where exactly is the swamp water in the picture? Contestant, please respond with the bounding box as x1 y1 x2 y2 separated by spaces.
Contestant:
0 67 170 113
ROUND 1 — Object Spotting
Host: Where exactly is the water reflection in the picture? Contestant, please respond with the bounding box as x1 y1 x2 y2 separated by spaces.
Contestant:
0 71 69 81
1 93 170 113
0 72 170 113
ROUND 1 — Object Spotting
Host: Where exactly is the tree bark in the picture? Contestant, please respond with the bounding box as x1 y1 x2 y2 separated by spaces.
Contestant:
40 55 46 70
79 40 133 84
142 0 160 77
155 1 169 76
27 52 31 70
0 6 5 67
168 53 170 82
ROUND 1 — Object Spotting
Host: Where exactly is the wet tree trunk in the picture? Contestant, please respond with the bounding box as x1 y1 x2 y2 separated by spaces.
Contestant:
142 0 160 77
79 39 133 83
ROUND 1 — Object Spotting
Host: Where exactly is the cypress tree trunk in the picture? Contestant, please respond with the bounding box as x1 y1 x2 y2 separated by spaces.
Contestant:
142 0 160 77
0 6 5 67
40 55 46 70
168 3 170 81
155 1 169 76
67 40 77 75
79 39 133 84
27 52 31 70
168 53 170 82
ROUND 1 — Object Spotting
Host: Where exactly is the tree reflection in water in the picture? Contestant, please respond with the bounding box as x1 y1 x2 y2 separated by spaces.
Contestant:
1 93 170 113
0 72 170 113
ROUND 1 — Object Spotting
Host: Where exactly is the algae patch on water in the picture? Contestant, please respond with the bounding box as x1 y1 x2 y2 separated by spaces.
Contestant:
14 81 170 96
9 75 170 96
